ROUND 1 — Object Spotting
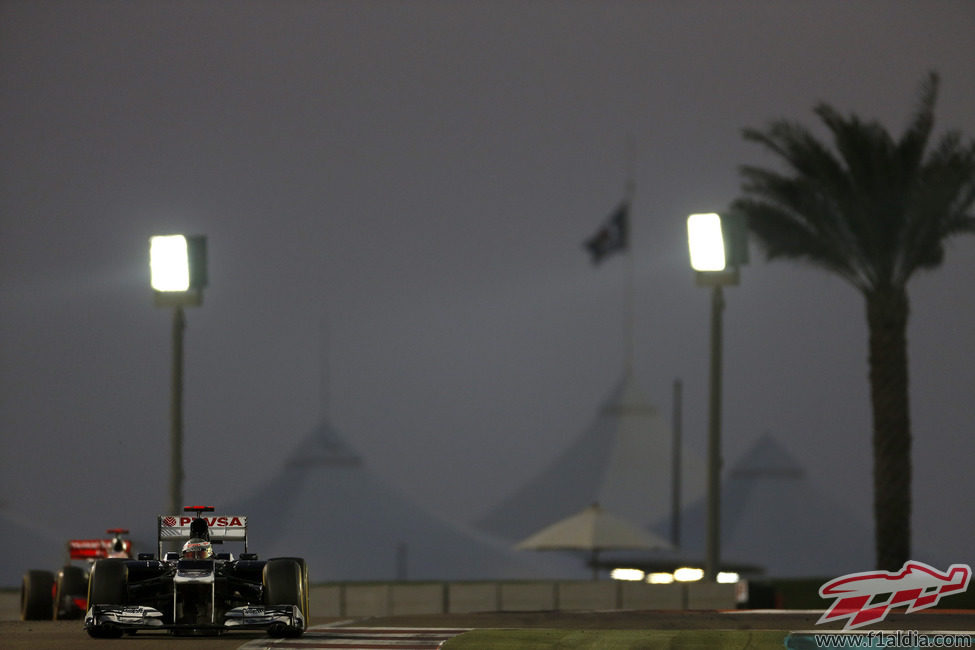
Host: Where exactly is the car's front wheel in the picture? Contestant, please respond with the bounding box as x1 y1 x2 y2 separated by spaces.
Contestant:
263 558 307 637
20 570 54 620
86 559 128 638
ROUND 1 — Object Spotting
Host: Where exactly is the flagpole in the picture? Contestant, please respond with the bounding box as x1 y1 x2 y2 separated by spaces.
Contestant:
622 201 634 379
622 144 636 379
581 138 636 379
319 315 330 420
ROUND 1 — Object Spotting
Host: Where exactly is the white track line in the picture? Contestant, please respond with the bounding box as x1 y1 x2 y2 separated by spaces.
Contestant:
238 625 470 650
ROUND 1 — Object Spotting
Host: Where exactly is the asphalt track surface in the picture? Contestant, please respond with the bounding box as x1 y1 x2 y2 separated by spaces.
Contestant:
6 610 975 649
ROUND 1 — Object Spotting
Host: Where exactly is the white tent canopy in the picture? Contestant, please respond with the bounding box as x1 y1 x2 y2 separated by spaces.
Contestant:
516 502 671 579
516 503 672 552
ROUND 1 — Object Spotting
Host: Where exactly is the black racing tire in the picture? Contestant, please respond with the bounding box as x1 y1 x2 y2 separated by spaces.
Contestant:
85 559 127 638
54 565 88 620
271 557 309 619
88 558 127 605
20 570 55 620
263 558 307 637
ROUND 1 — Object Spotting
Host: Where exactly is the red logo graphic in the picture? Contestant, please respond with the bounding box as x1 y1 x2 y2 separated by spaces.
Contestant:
162 515 244 527
818 561 971 630
175 515 243 527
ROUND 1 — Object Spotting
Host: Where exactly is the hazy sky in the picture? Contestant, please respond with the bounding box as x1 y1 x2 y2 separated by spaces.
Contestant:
2 0 974 578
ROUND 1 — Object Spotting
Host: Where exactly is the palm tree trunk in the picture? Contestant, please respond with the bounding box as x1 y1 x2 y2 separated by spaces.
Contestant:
865 285 912 571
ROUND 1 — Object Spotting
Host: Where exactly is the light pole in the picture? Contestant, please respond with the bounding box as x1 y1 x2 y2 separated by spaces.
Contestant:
149 234 207 516
687 214 740 582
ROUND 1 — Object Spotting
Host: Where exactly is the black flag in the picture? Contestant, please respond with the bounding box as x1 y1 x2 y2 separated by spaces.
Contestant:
583 202 629 264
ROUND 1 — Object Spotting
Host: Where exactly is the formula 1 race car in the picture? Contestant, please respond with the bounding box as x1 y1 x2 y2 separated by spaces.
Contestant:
84 506 308 638
21 529 132 620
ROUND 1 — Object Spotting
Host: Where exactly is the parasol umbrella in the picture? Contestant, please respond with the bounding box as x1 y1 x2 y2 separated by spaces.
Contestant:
515 502 672 579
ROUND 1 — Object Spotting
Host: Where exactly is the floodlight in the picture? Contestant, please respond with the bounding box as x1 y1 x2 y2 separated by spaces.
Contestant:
148 233 207 518
687 213 726 272
686 211 742 581
150 235 191 292
716 571 740 584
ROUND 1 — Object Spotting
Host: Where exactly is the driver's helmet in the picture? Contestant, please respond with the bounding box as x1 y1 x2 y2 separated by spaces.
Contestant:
107 537 128 558
180 538 213 559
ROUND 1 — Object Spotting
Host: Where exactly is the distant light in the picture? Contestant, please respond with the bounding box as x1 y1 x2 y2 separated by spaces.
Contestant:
150 235 190 292
717 571 740 584
610 568 645 582
687 213 726 271
673 566 705 582
647 572 675 584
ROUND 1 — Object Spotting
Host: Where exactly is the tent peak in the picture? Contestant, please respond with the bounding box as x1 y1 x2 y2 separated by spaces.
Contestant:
728 433 805 480
285 419 363 469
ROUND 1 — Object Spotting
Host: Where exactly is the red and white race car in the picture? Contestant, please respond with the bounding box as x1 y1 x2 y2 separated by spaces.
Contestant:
21 529 132 620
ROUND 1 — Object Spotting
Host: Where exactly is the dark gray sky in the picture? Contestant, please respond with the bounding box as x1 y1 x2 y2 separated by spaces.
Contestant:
2 0 974 578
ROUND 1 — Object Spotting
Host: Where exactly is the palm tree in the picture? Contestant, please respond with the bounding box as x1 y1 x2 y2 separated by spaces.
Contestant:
731 72 975 571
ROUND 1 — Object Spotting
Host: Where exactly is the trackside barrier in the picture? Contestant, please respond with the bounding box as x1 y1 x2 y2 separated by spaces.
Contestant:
310 581 737 618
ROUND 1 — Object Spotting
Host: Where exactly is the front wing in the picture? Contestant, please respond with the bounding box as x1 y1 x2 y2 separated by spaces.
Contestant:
84 603 304 635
